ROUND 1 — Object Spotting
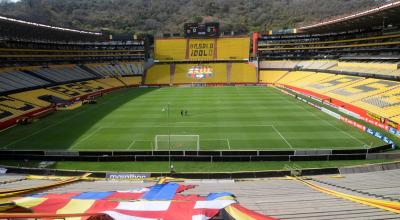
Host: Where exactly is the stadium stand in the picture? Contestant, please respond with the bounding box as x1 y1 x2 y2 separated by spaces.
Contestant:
29 66 96 83
0 69 50 93
2 167 400 219
259 70 288 84
86 62 144 77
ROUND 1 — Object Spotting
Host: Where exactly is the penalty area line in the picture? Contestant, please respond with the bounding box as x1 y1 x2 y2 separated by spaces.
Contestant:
127 139 137 150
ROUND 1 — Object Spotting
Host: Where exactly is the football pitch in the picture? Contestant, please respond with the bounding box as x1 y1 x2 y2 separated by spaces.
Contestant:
0 86 382 151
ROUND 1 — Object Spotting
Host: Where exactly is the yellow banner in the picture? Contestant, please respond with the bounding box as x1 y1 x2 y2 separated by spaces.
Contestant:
188 39 215 60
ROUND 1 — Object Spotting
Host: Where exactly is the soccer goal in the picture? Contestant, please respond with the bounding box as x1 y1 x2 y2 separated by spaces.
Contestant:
154 135 200 151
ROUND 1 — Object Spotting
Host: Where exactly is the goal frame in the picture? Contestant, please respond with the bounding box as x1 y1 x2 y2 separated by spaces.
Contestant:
154 135 200 151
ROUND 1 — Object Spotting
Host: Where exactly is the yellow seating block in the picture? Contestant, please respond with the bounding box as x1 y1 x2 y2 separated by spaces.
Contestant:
353 87 400 118
301 75 362 94
277 71 314 85
230 63 257 83
390 115 400 124
145 64 171 84
0 105 23 122
289 72 334 87
259 71 288 84
0 96 39 122
9 89 70 107
327 78 400 103
120 76 142 86
96 78 125 88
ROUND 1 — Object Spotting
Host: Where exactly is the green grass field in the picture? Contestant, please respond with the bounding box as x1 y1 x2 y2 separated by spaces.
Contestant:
0 86 383 151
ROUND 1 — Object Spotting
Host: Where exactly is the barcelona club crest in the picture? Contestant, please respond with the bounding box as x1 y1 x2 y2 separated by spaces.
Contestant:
187 65 214 79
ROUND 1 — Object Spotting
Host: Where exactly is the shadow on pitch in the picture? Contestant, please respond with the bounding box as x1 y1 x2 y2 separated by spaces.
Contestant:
0 88 158 151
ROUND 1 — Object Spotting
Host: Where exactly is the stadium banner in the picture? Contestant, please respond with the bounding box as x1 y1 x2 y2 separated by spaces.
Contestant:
106 173 151 179
365 128 395 148
361 116 388 131
188 39 215 60
154 37 250 61
154 38 187 61
339 107 360 119
321 107 341 120
340 116 366 131
388 127 400 138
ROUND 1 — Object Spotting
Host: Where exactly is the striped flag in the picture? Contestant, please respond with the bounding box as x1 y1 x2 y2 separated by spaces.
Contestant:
4 182 276 220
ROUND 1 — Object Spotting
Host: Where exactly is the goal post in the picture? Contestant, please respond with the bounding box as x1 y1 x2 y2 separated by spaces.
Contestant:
154 135 200 151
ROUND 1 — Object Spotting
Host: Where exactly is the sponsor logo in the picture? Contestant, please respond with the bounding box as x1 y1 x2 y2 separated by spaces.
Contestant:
187 65 214 79
106 173 151 179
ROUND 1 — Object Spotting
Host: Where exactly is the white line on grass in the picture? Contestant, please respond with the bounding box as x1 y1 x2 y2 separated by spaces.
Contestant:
127 140 136 150
70 127 103 150
271 125 293 149
3 109 92 149
274 89 367 146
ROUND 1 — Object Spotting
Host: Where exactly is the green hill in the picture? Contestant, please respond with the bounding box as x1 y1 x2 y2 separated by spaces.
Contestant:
0 0 392 34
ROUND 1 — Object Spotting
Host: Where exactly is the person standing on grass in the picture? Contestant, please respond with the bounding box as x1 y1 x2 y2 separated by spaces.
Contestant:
185 110 188 116
180 110 183 117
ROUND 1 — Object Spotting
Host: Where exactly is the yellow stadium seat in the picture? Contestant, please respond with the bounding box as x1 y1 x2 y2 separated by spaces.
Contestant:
9 89 70 107
288 72 334 88
96 78 125 88
120 76 142 86
327 78 399 103
0 96 40 122
259 71 288 84
277 71 315 85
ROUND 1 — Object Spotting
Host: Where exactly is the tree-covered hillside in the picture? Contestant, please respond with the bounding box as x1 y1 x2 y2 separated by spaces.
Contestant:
0 0 393 35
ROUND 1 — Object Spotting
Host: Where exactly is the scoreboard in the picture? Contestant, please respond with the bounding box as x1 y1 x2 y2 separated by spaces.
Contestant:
184 23 219 38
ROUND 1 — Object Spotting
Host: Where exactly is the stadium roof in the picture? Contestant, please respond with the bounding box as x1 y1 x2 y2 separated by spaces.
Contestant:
298 1 400 33
0 15 102 36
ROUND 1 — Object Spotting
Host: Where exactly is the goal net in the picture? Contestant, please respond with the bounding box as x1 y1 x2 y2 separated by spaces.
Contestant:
154 135 200 151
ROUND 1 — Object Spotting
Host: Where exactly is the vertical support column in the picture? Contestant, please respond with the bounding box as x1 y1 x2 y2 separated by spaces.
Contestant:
226 63 232 84
170 63 175 86
252 32 259 57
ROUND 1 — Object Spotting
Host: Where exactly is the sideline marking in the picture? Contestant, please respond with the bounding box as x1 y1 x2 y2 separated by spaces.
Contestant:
272 125 293 149
274 89 367 146
127 137 137 150
70 127 103 150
